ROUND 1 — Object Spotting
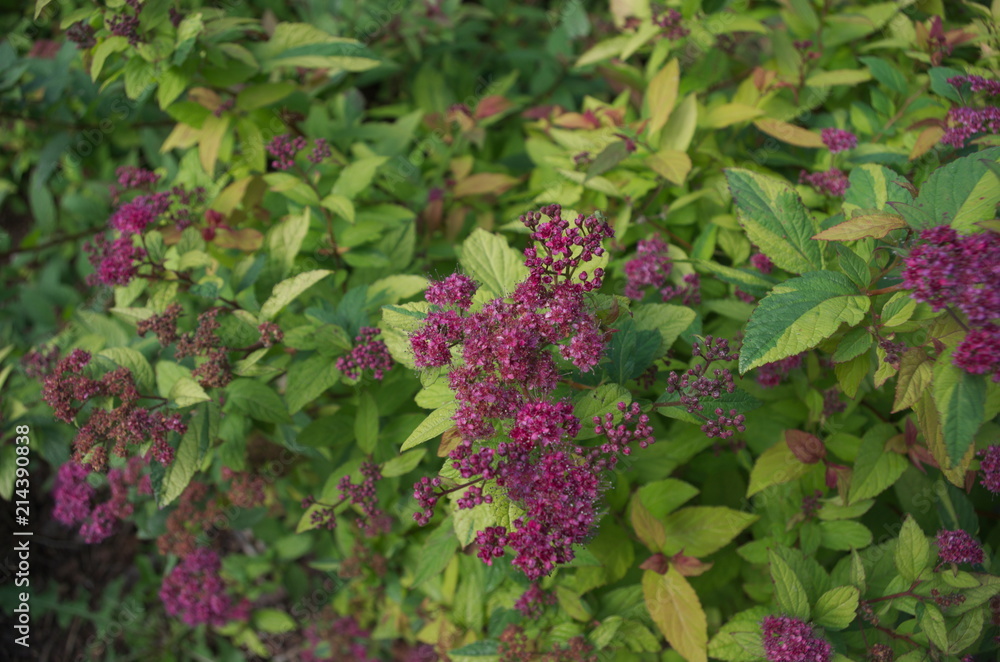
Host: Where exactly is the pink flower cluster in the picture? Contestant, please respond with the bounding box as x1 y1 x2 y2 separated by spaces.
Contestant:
761 615 832 662
980 445 1000 493
53 457 149 544
84 235 146 286
624 235 701 303
941 106 1000 147
653 8 689 39
902 226 1000 379
756 353 805 388
948 75 1000 96
41 349 186 469
410 205 658 579
514 583 556 618
664 336 746 439
302 616 378 662
266 134 331 170
336 327 393 381
935 529 985 565
750 253 774 275
799 168 849 197
820 128 857 153
159 548 250 627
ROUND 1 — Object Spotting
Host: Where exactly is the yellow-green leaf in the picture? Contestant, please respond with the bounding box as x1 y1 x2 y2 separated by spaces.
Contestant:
646 149 692 185
643 568 708 662
646 59 679 135
753 119 825 148
812 213 906 241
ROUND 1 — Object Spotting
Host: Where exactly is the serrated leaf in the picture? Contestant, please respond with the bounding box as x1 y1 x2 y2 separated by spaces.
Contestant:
726 169 822 274
818 520 872 550
753 119 824 148
842 164 914 219
643 568 708 662
831 326 872 364
812 213 906 241
225 378 291 423
401 403 458 451
661 507 758 557
646 59 679 135
355 391 379 454
158 403 216 507
947 607 983 654
97 347 155 393
908 147 1000 232
849 430 908 503
769 550 810 620
740 271 870 373
919 603 948 651
812 586 859 630
457 229 528 299
169 377 211 408
933 353 987 465
747 439 812 497
881 292 917 327
260 270 332 320
285 355 340 414
894 515 929 582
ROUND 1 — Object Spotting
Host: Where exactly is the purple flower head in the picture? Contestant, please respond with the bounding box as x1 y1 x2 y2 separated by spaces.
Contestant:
624 235 672 300
160 548 250 627
756 353 805 388
426 273 478 310
66 21 96 49
942 106 1000 147
336 327 393 381
266 134 308 170
750 252 774 275
799 168 849 197
53 462 95 526
980 445 1000 493
307 138 331 164
84 235 146 286
936 529 984 565
821 128 857 153
761 615 832 662
947 75 1000 96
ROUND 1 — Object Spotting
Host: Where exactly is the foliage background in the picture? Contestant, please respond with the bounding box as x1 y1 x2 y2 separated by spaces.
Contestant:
1 0 999 660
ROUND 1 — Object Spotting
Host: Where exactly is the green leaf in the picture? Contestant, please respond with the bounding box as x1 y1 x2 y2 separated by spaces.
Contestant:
858 56 907 95
919 603 948 651
332 157 389 199
587 141 630 180
260 270 332 320
747 439 811 497
355 391 379 454
842 164 914 219
381 449 427 478
97 347 155 393
457 229 528 299
158 403 217 507
412 519 458 587
401 403 457 451
725 169 823 274
574 383 631 440
169 377 211 408
947 607 983 654
266 210 310 277
769 550 810 620
739 271 870 373
236 82 296 111
638 479 699 519
831 326 872 364
285 355 340 414
606 316 661 383
632 304 698 355
805 69 872 86
818 520 872 550
812 586 859 630
646 58 679 135
894 515 929 582
881 292 917 327
693 260 777 298
660 507 758 557
909 147 1000 232
812 213 906 241
933 349 987 465
642 568 708 662
0 445 15 501
157 67 189 109
708 607 768 662
253 609 296 633
848 429 908 503
225 379 291 423
91 36 129 81
320 193 355 223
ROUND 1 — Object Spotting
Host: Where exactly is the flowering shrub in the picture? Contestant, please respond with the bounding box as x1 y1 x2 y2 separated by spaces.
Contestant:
2 1 1000 661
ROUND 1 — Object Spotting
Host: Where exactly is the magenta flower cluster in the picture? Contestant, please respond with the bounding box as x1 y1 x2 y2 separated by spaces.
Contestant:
302 616 378 662
159 548 250 627
761 615 832 662
948 75 1000 96
799 168 849 197
624 235 701 303
409 205 656 579
336 327 394 381
664 336 745 440
41 349 186 469
750 253 774 275
820 128 857 153
980 445 1000 493
84 235 146 287
941 106 1000 147
935 529 985 565
653 8 689 39
514 583 556 618
756 353 805 388
266 134 331 170
53 457 149 544
902 226 1000 380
